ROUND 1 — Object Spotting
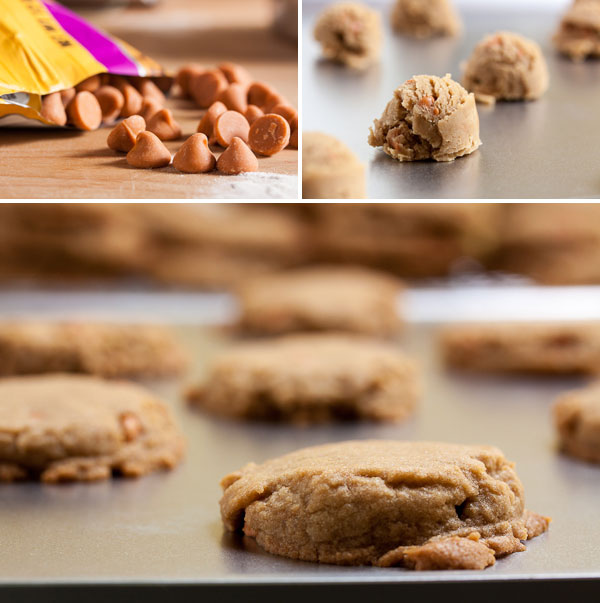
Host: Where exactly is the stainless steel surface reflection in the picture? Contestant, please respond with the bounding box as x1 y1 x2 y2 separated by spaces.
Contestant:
1 321 599 585
303 5 600 198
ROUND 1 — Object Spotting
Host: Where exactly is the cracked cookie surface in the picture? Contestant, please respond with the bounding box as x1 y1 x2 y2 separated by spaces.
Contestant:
220 440 549 568
188 334 418 423
0 374 185 482
368 74 481 162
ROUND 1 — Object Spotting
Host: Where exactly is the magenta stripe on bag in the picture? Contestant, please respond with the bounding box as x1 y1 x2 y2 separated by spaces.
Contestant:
43 0 140 76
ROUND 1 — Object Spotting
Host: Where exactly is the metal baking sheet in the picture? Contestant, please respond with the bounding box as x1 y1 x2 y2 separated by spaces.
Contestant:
302 2 600 198
0 289 599 599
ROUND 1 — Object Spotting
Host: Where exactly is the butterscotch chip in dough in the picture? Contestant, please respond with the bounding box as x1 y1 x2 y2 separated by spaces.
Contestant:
553 0 600 61
440 322 600 375
554 382 600 464
0 322 187 378
463 32 549 101
313 2 382 69
369 74 481 163
219 440 549 568
236 266 403 336
302 131 366 199
391 0 461 38
187 334 418 423
0 374 185 483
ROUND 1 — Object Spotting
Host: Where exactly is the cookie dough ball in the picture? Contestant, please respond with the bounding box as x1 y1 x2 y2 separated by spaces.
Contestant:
391 0 461 38
236 266 403 337
303 132 366 198
220 440 549 568
368 74 481 162
554 382 600 464
187 334 418 424
0 374 185 482
313 2 382 69
463 32 549 102
554 0 600 61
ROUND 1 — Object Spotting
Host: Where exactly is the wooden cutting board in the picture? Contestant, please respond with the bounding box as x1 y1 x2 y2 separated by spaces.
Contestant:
0 0 298 199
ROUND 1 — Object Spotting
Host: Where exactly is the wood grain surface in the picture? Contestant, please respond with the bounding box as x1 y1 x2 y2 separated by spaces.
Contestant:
0 0 298 199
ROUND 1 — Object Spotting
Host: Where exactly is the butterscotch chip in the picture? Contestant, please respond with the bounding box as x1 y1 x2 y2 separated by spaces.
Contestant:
173 133 216 173
248 114 290 156
139 97 162 122
214 110 250 147
314 2 382 69
391 0 461 38
218 62 252 86
288 115 298 148
127 131 172 169
441 322 600 375
40 92 67 126
368 74 481 162
219 83 248 114
146 108 182 141
0 374 185 483
197 101 227 137
216 136 258 175
0 321 187 378
94 85 124 123
60 88 75 107
137 79 166 104
66 91 102 131
188 334 418 423
220 440 548 567
107 115 146 153
75 74 102 93
237 266 403 336
554 382 600 464
176 63 205 97
190 70 229 109
247 82 276 108
261 91 287 113
119 83 143 118
244 104 264 124
271 103 297 125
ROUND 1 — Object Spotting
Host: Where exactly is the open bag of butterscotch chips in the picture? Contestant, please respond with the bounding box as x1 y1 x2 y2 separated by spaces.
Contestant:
0 0 172 126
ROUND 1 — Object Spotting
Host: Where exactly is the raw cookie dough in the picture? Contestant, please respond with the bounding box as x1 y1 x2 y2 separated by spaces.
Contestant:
220 440 549 568
368 74 481 162
313 2 382 69
553 0 600 61
0 374 185 482
554 382 600 463
303 132 366 198
0 322 187 379
441 322 600 375
236 266 403 336
391 0 461 38
187 334 418 423
463 32 549 101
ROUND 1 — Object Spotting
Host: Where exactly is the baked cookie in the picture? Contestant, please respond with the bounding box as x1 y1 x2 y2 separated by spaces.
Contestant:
220 440 549 569
311 203 500 278
313 2 382 69
302 132 366 199
0 322 187 379
463 32 549 102
554 382 600 464
236 266 403 336
391 0 461 39
368 74 481 162
187 334 418 423
553 0 600 61
441 322 600 375
0 374 185 482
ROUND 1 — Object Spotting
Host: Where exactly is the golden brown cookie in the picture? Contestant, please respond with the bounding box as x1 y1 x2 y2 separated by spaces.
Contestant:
220 440 549 568
236 266 403 336
0 374 185 482
188 334 418 423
